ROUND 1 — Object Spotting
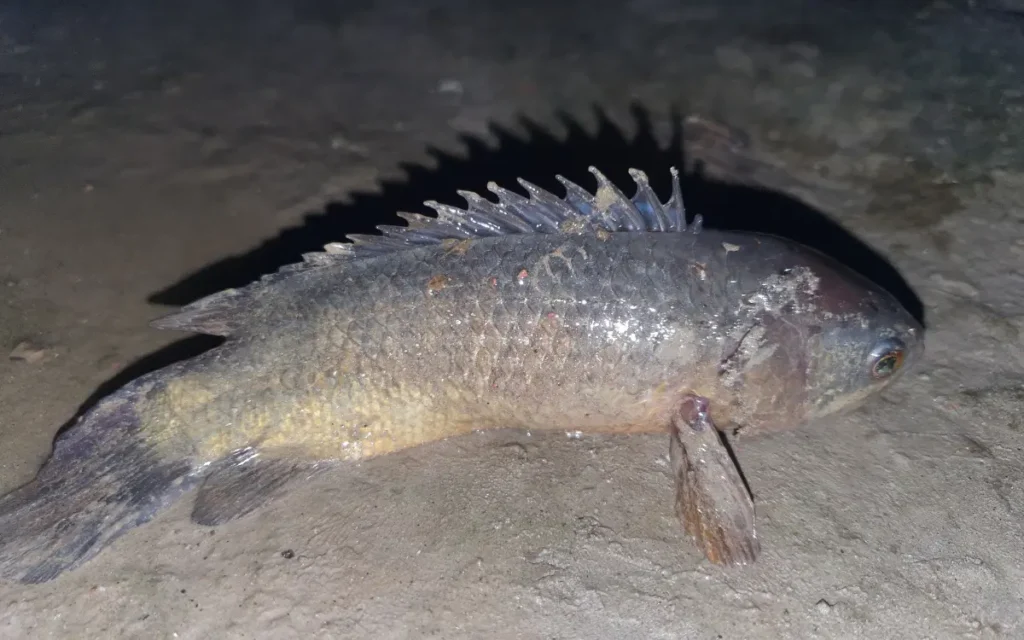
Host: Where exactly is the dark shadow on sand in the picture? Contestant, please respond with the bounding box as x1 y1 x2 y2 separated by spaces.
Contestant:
63 102 925 431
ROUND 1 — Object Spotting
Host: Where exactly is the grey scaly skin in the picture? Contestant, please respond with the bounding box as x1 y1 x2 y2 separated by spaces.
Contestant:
0 167 923 583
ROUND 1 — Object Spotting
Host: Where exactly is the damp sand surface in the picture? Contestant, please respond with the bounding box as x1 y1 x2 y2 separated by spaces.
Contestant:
1 1 1023 637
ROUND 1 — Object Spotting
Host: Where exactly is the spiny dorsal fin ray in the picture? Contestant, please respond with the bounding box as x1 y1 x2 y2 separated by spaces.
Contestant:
588 166 647 232
666 166 687 231
151 167 695 336
486 181 561 233
456 190 536 234
555 174 598 219
628 168 669 231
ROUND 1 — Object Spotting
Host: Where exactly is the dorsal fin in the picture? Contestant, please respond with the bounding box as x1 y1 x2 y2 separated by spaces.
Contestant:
320 166 697 260
151 167 699 336
150 287 247 336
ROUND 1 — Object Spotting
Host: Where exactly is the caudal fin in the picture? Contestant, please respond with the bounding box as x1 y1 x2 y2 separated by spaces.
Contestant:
0 390 198 583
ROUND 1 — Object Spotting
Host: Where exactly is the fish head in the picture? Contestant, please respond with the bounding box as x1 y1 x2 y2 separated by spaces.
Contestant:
714 242 923 433
797 254 924 422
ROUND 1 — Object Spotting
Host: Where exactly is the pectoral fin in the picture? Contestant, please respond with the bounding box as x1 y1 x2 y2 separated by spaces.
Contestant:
191 449 329 526
669 396 760 565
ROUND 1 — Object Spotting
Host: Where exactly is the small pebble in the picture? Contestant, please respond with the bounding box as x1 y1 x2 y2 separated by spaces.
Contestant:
9 341 46 363
437 79 463 94
329 135 367 155
928 273 979 298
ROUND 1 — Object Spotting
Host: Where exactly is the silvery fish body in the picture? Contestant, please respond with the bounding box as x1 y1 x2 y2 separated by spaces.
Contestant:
0 167 923 582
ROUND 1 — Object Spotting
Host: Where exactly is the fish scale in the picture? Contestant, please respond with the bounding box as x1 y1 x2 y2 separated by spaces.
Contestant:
142 231 771 462
267 235 681 449
0 167 923 582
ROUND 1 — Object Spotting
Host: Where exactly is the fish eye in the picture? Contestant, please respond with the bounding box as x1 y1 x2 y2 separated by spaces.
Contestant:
869 338 906 379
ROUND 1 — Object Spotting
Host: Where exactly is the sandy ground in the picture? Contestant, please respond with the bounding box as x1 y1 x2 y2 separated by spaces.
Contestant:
1 0 1023 637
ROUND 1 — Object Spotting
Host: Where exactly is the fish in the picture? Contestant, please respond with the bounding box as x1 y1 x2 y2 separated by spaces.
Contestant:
0 166 923 583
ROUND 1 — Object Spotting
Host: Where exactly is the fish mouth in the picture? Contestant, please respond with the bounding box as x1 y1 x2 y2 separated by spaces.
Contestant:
884 321 924 387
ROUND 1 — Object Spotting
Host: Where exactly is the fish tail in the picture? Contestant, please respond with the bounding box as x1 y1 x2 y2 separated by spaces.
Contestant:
0 383 200 583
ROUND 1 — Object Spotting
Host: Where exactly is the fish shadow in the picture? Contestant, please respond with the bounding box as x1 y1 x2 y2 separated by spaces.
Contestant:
68 102 925 428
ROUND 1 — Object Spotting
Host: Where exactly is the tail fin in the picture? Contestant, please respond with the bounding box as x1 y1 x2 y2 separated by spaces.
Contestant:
0 388 199 583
